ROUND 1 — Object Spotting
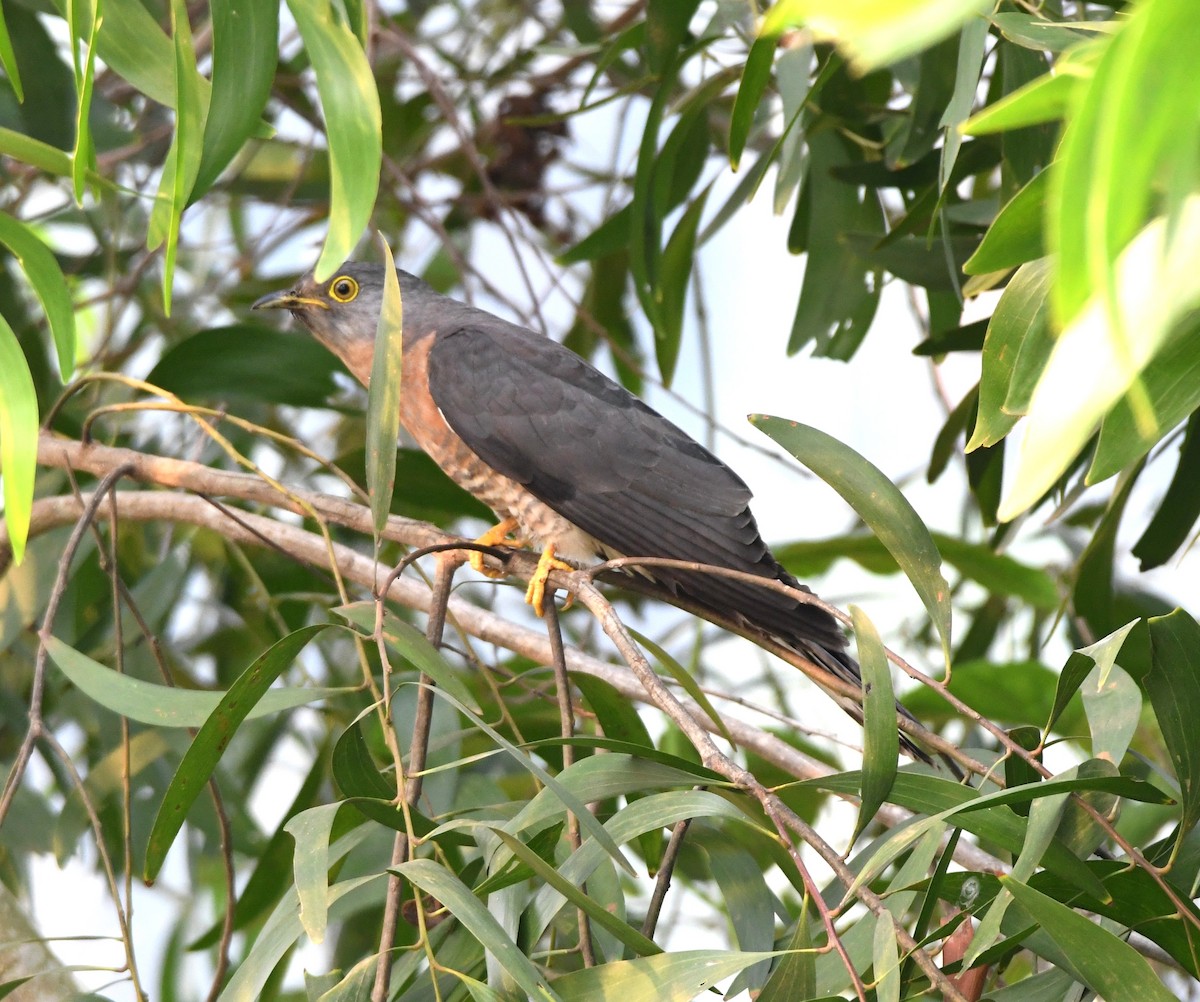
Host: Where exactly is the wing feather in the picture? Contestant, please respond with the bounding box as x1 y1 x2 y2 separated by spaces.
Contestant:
426 322 847 652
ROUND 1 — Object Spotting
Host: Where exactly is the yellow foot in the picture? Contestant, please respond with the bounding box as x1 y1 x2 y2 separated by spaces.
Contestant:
469 518 520 577
525 545 575 617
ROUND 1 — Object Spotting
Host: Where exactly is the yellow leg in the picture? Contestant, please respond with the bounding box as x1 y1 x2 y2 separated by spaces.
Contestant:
525 544 575 617
469 517 520 577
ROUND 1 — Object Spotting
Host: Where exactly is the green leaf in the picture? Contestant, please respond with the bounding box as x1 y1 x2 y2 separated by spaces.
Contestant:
1132 412 1200 570
333 602 480 713
0 2 22 103
1050 0 1200 331
552 950 781 1002
644 0 700 74
999 198 1200 521
44 633 355 726
146 325 343 406
524 787 743 945
967 258 1052 451
656 186 707 386
285 0 382 281
937 15 989 187
216 870 380 1002
395 858 559 1001
0 315 38 564
558 205 632 265
147 0 207 314
1088 317 1200 482
490 828 660 957
1140 611 1200 842
632 629 731 745
0 215 75 380
366 239 403 536
758 910 815 1002
850 605 897 843
751 416 951 664
144 624 334 880
761 0 992 73
872 911 900 1002
192 0 279 199
189 747 331 949
787 130 884 357
963 170 1047 275
0 127 72 176
990 13 1107 54
283 803 340 945
730 34 775 171
962 70 1078 135
66 0 99 202
50 0 175 108
1002 877 1179 1002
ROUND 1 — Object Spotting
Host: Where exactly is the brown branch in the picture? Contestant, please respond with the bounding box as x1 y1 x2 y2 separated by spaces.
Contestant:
570 578 968 1002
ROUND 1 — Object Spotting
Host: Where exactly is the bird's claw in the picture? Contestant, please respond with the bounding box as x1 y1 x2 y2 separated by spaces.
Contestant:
526 545 575 617
468 518 520 578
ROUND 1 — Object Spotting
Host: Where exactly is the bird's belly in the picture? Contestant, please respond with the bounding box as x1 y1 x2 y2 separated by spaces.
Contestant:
400 335 602 564
431 432 601 564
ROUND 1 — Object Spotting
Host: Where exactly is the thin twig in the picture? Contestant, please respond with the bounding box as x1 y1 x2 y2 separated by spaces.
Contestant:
641 818 690 939
543 597 595 967
371 555 457 1002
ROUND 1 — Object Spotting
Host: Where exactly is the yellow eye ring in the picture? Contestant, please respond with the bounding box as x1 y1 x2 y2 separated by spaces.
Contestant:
329 275 359 302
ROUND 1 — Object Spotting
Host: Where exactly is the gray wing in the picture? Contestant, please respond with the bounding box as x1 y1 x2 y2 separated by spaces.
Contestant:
426 322 849 654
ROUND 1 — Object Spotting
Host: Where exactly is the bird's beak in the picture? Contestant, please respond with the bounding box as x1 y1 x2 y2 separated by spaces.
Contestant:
251 290 329 311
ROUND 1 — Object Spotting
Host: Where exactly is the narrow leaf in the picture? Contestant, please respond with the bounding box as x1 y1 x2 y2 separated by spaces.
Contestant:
192 0 278 199
44 634 353 726
752 416 951 664
0 214 76 378
552 950 780 1002
1002 877 1179 1002
286 0 381 280
0 315 37 564
730 34 775 170
1000 198 1200 521
761 0 992 73
366 239 403 536
144 625 333 881
850 605 897 844
395 858 559 1001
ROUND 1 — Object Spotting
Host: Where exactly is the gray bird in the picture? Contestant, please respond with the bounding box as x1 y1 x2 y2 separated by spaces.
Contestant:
253 262 929 761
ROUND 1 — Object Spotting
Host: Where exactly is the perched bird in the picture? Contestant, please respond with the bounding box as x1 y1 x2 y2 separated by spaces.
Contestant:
253 262 928 761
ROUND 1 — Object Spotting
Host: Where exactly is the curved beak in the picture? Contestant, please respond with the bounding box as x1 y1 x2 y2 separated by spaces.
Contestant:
251 290 328 311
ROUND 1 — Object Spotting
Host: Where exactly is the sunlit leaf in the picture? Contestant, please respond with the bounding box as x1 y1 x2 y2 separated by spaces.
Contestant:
286 0 382 281
0 315 37 564
1050 0 1200 331
0 214 76 379
0 2 22 103
999 198 1200 521
761 0 992 73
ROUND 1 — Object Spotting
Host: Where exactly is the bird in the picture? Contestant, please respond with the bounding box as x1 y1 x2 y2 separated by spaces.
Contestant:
252 262 930 762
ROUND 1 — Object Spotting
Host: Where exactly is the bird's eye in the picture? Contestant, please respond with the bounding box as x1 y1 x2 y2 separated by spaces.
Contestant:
329 276 359 302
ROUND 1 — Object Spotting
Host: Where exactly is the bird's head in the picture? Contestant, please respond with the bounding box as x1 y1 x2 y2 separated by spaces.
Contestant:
252 263 390 354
